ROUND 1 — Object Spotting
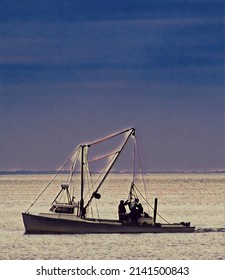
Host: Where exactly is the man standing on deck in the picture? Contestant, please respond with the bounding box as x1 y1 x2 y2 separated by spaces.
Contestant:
118 200 129 222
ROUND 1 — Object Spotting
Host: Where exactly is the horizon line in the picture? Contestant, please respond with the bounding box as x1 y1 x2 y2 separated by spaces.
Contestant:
0 170 224 175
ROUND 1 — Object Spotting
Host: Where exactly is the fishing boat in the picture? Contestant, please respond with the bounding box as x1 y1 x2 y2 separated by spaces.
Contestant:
22 128 195 234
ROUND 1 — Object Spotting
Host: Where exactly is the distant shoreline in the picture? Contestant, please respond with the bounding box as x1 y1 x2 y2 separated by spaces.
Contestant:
0 170 224 175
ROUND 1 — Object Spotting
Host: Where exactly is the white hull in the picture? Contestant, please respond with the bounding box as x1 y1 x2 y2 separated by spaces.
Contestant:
22 213 195 234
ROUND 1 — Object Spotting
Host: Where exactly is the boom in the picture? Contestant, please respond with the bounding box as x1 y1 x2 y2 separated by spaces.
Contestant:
84 128 135 211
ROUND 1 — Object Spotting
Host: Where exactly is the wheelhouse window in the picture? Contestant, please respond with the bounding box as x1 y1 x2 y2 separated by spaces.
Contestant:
55 207 74 214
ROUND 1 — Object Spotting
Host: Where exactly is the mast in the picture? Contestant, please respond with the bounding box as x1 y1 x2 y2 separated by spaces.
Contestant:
79 145 85 218
84 128 135 210
153 198 158 224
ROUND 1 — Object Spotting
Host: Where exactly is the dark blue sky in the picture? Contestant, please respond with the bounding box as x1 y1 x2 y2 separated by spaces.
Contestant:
0 0 224 171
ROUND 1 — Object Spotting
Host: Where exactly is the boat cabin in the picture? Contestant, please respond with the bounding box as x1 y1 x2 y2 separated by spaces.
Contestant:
49 183 79 214
49 203 77 214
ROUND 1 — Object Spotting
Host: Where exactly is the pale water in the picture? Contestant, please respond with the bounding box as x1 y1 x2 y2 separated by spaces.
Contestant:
0 173 224 260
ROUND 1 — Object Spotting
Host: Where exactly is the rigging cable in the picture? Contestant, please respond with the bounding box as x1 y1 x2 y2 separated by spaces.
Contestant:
86 151 119 195
134 134 170 224
88 128 133 146
25 146 80 213
84 146 95 219
82 145 104 219
134 135 150 213
132 134 136 185
87 170 100 219
84 150 120 211
134 185 170 224
68 147 80 198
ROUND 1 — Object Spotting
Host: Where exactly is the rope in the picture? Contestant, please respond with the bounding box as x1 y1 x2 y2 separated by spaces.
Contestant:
86 169 100 219
68 148 80 197
133 135 170 225
25 146 79 213
132 136 136 185
84 146 94 218
87 152 118 193
134 186 170 224
87 151 119 164
88 128 133 146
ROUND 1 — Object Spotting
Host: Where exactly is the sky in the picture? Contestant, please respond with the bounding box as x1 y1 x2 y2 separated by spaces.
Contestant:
0 0 224 172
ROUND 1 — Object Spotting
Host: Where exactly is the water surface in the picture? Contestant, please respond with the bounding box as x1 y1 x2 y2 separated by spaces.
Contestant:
0 173 224 259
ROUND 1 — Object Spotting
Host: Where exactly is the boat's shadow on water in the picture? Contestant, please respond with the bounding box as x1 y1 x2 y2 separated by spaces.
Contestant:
194 227 225 233
22 228 225 235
